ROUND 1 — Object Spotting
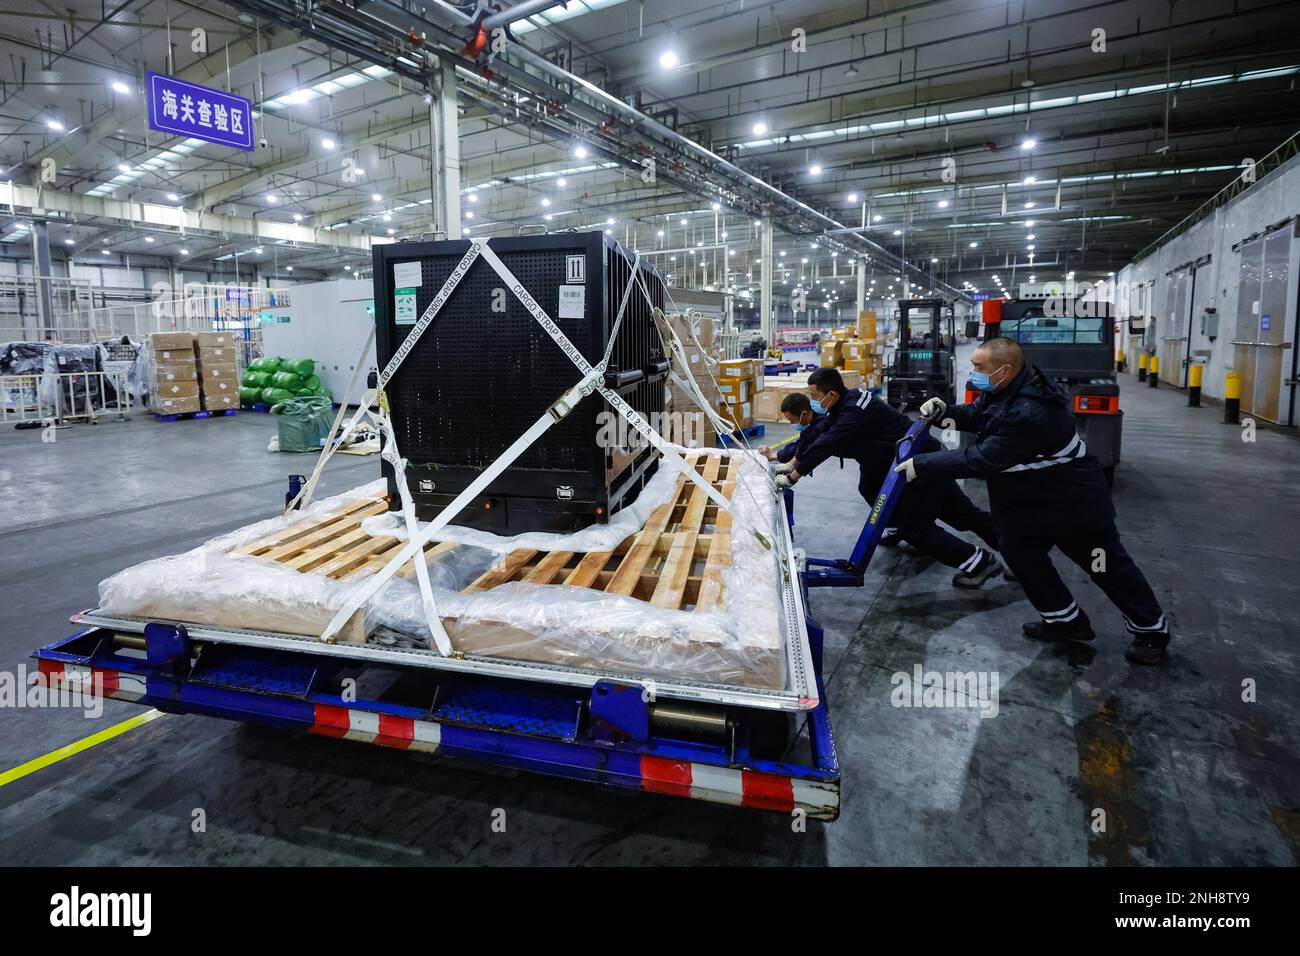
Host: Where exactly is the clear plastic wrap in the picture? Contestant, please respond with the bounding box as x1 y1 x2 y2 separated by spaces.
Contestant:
95 452 790 690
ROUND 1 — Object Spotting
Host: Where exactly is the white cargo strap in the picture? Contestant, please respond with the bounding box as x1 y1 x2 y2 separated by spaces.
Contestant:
375 409 454 656
474 241 736 518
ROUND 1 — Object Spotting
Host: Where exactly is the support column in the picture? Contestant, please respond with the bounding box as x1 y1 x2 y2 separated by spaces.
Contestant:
760 211 773 345
430 59 461 240
29 221 53 339
856 255 866 316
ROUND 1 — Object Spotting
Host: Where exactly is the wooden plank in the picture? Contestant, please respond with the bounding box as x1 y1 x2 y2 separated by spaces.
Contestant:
463 549 538 593
313 534 402 580
234 497 384 555
695 476 736 611
256 500 390 562
605 481 690 596
650 455 719 609
521 550 575 585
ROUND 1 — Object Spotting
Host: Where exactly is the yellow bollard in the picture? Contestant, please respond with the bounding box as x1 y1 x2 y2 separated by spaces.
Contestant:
1188 363 1203 407
1225 370 1241 423
1138 352 1148 382
1147 353 1159 388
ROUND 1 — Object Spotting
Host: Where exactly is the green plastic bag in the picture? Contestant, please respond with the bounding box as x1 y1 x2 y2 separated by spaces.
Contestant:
243 370 268 388
271 396 334 453
302 374 321 391
239 386 261 404
312 385 333 399
262 386 295 406
270 370 302 390
285 358 315 378
260 356 285 374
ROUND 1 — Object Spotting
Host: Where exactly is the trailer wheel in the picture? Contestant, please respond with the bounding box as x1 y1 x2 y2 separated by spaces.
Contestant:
749 710 796 760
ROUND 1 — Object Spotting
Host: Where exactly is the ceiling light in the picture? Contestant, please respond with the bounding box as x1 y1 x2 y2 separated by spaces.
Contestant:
606 217 615 225
383 213 392 222
575 145 588 158
969 241 978 248
1025 220 1036 227
1023 176 1036 185
873 214 883 222
711 202 721 211
541 197 551 207
845 62 860 78
344 265 351 271
167 192 179 201
46 119 64 131
255 247 263 254
465 211 475 219
1029 275 1036 282
387 228 396 235
101 249 109 255
657 229 664 237
659 51 679 70
1021 138 1037 151
371 193 382 201
321 138 336 150
266 194 278 204
179 248 189 254
111 81 130 95
1024 201 1035 209
63 238 73 246
293 213 303 221
467 193 479 204
752 121 768 136
544 213 553 221
938 199 950 209
801 258 808 264
286 266 293 272
604 228 612 234
145 236 154 243
1027 244 1035 251
892 229 901 236
556 177 567 187
809 164 823 175
930 257 938 263
847 192 858 203
117 163 131 173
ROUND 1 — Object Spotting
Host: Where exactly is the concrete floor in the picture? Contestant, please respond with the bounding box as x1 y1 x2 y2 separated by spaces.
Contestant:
1 373 1297 866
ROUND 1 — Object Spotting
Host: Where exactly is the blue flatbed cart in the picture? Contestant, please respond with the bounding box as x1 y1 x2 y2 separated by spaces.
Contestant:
31 423 926 820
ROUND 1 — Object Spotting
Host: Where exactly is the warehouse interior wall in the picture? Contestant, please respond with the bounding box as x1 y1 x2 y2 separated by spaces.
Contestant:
1118 149 1300 424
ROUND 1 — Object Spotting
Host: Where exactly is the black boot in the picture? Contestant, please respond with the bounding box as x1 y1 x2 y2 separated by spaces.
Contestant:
1125 632 1170 665
1023 612 1096 643
953 549 1002 589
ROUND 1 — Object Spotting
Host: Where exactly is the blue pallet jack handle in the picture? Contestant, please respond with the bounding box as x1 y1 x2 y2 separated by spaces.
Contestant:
286 474 307 510
801 413 937 589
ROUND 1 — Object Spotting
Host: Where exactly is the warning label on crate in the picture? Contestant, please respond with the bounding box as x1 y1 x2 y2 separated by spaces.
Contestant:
558 285 585 318
394 288 419 325
393 261 423 288
566 255 585 283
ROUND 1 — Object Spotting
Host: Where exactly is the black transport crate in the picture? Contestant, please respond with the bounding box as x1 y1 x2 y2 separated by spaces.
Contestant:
373 232 667 534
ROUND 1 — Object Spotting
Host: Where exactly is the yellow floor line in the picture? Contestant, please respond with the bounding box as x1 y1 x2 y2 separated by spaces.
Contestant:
0 709 166 789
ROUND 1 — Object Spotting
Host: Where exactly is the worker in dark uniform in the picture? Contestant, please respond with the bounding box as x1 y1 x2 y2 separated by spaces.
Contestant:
778 368 1005 589
895 336 1170 664
760 392 826 471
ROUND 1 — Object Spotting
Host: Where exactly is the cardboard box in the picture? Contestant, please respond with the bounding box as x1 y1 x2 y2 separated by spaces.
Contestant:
195 331 238 349
719 358 757 380
718 378 751 403
155 396 202 415
753 389 785 423
841 338 869 362
843 358 873 377
200 363 240 384
154 381 200 401
718 399 752 429
155 348 197 366
203 393 239 411
154 363 197 383
203 379 238 396
669 314 716 350
819 344 839 367
831 328 850 340
198 347 237 366
857 310 877 341
149 332 195 351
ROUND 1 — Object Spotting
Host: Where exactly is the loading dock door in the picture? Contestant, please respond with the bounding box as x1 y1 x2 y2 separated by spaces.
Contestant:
1233 226 1293 424
1161 267 1191 386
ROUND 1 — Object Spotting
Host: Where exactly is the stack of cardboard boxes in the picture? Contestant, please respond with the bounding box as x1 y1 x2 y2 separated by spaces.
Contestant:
149 332 202 415
663 314 721 448
817 310 881 388
717 358 764 431
148 331 242 416
195 332 241 412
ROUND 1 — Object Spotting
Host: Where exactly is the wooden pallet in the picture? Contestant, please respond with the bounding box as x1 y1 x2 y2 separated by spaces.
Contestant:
462 451 735 611
234 450 735 612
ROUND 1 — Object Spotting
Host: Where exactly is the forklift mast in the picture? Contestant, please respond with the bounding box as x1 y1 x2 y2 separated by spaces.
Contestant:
886 299 957 410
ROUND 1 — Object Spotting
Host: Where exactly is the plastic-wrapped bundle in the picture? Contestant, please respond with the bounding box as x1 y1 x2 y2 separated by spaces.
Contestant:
0 341 48 411
37 343 105 414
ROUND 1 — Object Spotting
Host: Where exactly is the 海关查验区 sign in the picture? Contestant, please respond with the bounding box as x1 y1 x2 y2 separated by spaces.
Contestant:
147 72 254 151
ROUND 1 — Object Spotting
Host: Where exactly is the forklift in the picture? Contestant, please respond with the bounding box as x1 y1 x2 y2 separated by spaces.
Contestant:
980 288 1122 484
886 299 957 410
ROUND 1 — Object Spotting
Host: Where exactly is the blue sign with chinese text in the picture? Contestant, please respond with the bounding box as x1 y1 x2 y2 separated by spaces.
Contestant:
147 72 253 150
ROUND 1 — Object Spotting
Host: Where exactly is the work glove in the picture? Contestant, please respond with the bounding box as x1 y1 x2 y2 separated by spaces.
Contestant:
775 473 796 490
919 397 946 419
758 445 776 461
893 458 918 483
774 460 795 475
